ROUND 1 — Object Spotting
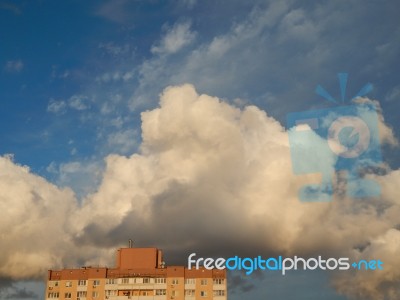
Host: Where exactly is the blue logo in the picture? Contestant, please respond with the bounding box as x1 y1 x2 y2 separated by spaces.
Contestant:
287 73 381 202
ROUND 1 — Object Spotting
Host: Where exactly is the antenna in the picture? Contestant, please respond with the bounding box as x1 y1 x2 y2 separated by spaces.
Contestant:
128 239 133 248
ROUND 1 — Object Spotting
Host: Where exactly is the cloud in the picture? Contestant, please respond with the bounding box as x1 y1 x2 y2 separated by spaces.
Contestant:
4 60 24 73
151 21 196 55
3 84 400 299
125 0 400 131
106 129 138 155
0 279 38 300
0 155 77 279
5 287 37 299
68 95 90 111
95 0 132 24
99 42 131 57
46 160 104 199
333 228 400 300
386 85 400 103
0 2 21 15
179 0 196 9
0 154 114 280
47 95 91 114
76 85 400 299
47 99 66 114
95 71 134 83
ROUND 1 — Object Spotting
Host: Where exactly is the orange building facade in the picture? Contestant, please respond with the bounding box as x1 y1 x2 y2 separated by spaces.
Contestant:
45 247 227 300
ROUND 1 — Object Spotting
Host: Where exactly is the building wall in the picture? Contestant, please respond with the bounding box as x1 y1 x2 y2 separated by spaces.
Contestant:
45 248 227 300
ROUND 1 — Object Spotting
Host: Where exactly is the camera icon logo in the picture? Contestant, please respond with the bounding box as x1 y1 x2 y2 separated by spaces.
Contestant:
287 73 381 202
328 115 370 159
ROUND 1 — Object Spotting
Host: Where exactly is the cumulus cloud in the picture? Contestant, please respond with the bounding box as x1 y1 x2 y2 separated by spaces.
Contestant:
75 85 400 299
2 85 400 299
0 155 113 280
0 155 76 279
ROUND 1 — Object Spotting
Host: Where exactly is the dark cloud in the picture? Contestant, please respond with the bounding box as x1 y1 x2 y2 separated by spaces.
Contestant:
6 287 38 299
0 280 37 300
228 272 256 294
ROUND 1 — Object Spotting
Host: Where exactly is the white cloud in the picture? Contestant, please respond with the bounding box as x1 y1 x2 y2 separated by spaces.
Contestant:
69 95 89 110
130 1 300 109
47 99 67 114
95 0 131 24
96 71 134 83
386 85 400 102
76 85 400 299
5 84 400 299
4 60 24 73
99 42 130 56
47 95 91 114
0 155 99 279
47 160 104 199
277 9 319 43
151 21 196 55
106 129 138 155
180 0 196 9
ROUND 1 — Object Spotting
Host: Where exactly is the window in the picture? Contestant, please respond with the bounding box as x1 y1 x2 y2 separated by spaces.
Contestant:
213 278 224 285
185 289 195 296
65 281 72 287
49 281 59 288
121 278 130 284
213 290 225 296
200 291 208 297
155 289 166 295
171 279 179 285
142 291 150 296
185 278 196 284
171 290 179 297
106 278 116 284
106 290 116 296
78 280 86 286
92 291 99 298
47 292 59 298
93 280 100 286
64 292 72 299
143 278 151 283
77 291 87 297
155 277 166 284
200 279 208 285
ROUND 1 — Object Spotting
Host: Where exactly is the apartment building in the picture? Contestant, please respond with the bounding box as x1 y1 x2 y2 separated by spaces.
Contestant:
45 246 227 300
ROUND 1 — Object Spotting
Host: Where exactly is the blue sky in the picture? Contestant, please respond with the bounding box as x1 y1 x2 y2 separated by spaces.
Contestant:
1 0 400 299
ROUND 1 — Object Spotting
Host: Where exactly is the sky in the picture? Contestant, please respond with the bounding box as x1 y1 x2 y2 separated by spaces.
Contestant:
0 0 400 299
